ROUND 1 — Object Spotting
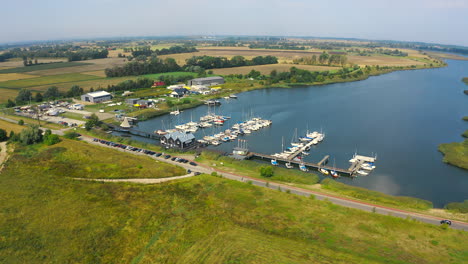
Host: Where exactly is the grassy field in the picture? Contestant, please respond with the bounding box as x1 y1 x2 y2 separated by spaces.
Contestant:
0 73 38 82
320 178 433 210
0 73 102 89
0 119 25 133
0 62 92 74
0 142 466 263
25 58 128 76
212 64 339 75
0 58 67 68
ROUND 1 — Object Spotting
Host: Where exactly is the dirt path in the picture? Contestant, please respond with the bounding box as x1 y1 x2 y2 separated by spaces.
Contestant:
75 173 196 184
0 142 9 172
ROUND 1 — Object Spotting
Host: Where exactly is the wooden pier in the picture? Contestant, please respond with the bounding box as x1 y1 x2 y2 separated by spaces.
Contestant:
249 152 357 176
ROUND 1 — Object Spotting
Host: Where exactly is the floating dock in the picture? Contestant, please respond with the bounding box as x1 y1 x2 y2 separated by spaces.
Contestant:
248 152 355 176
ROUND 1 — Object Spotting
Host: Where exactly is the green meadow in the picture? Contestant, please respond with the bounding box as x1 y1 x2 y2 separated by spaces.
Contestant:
0 73 102 89
0 139 466 263
0 62 91 74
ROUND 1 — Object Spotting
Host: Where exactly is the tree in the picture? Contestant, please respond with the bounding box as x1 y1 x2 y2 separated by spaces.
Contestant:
15 88 32 104
34 92 43 102
44 86 61 100
84 114 101 131
43 132 61 145
0 128 7 141
18 119 24 125
6 99 15 108
246 69 261 79
19 125 43 145
66 85 83 97
259 166 274 177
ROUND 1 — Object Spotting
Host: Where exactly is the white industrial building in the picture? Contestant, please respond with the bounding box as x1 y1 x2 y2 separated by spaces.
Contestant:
81 91 112 103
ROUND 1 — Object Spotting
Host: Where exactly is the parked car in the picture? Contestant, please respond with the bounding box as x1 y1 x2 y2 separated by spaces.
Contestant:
154 153 162 157
194 172 201 175
164 155 171 159
189 162 197 166
440 220 452 225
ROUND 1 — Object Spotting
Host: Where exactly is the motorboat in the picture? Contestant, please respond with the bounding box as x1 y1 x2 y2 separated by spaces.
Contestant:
271 159 278 166
299 163 308 172
319 168 329 175
330 170 339 178
357 170 369 176
285 162 294 169
229 94 238 99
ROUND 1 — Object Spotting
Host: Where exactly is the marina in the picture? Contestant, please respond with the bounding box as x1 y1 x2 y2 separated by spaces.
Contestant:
115 60 468 207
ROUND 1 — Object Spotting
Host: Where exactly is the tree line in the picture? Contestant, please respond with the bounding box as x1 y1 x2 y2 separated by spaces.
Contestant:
104 57 181 77
293 52 347 66
9 85 84 107
125 45 197 57
0 46 109 63
104 55 279 77
184 55 278 69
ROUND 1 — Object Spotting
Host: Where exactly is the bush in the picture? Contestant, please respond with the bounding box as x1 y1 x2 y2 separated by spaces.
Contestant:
18 119 24 126
19 125 43 145
259 166 274 177
43 134 61 146
63 131 81 139
0 128 7 141
445 200 468 213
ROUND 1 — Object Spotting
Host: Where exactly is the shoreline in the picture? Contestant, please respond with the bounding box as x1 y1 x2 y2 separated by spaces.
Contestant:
129 63 446 121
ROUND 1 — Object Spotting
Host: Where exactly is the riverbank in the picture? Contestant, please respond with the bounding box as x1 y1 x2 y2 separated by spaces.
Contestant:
121 62 446 121
438 78 468 170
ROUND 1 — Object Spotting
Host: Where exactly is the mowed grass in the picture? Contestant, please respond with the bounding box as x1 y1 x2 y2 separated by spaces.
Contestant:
0 62 92 74
0 73 102 89
212 64 339 75
0 73 37 82
0 143 467 263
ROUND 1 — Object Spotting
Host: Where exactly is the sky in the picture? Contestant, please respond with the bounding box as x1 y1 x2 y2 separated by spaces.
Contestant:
1 0 468 46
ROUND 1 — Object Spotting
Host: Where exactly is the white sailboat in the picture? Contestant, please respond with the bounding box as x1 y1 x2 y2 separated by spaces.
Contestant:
285 162 294 169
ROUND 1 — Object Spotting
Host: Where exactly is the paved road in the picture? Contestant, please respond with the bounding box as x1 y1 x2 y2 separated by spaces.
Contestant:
79 135 468 231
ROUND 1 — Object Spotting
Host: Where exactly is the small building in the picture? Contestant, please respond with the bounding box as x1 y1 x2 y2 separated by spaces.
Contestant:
70 104 84 110
190 84 209 91
153 81 165 87
122 91 134 97
170 88 189 98
188 76 224 86
167 84 185 90
81 91 112 103
126 98 140 105
161 131 196 149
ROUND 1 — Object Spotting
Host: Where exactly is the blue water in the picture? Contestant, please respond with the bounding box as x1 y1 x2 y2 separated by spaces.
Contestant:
127 60 468 207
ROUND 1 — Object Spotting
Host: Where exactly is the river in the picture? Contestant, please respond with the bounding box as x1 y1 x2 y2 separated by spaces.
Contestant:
125 60 468 207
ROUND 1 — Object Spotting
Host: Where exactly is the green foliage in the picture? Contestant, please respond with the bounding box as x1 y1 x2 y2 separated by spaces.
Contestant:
0 128 7 141
438 139 468 170
63 131 81 139
43 86 61 100
321 178 433 210
34 92 43 102
17 119 24 126
445 200 468 213
43 134 61 146
66 85 83 97
6 99 16 108
84 114 101 131
15 88 32 104
259 166 274 177
18 125 43 145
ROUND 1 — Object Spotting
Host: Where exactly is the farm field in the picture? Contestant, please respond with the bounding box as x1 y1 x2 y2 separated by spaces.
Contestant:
212 64 340 75
24 58 128 76
0 58 67 68
0 61 92 74
0 140 466 263
160 47 433 67
0 73 38 82
0 73 101 89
